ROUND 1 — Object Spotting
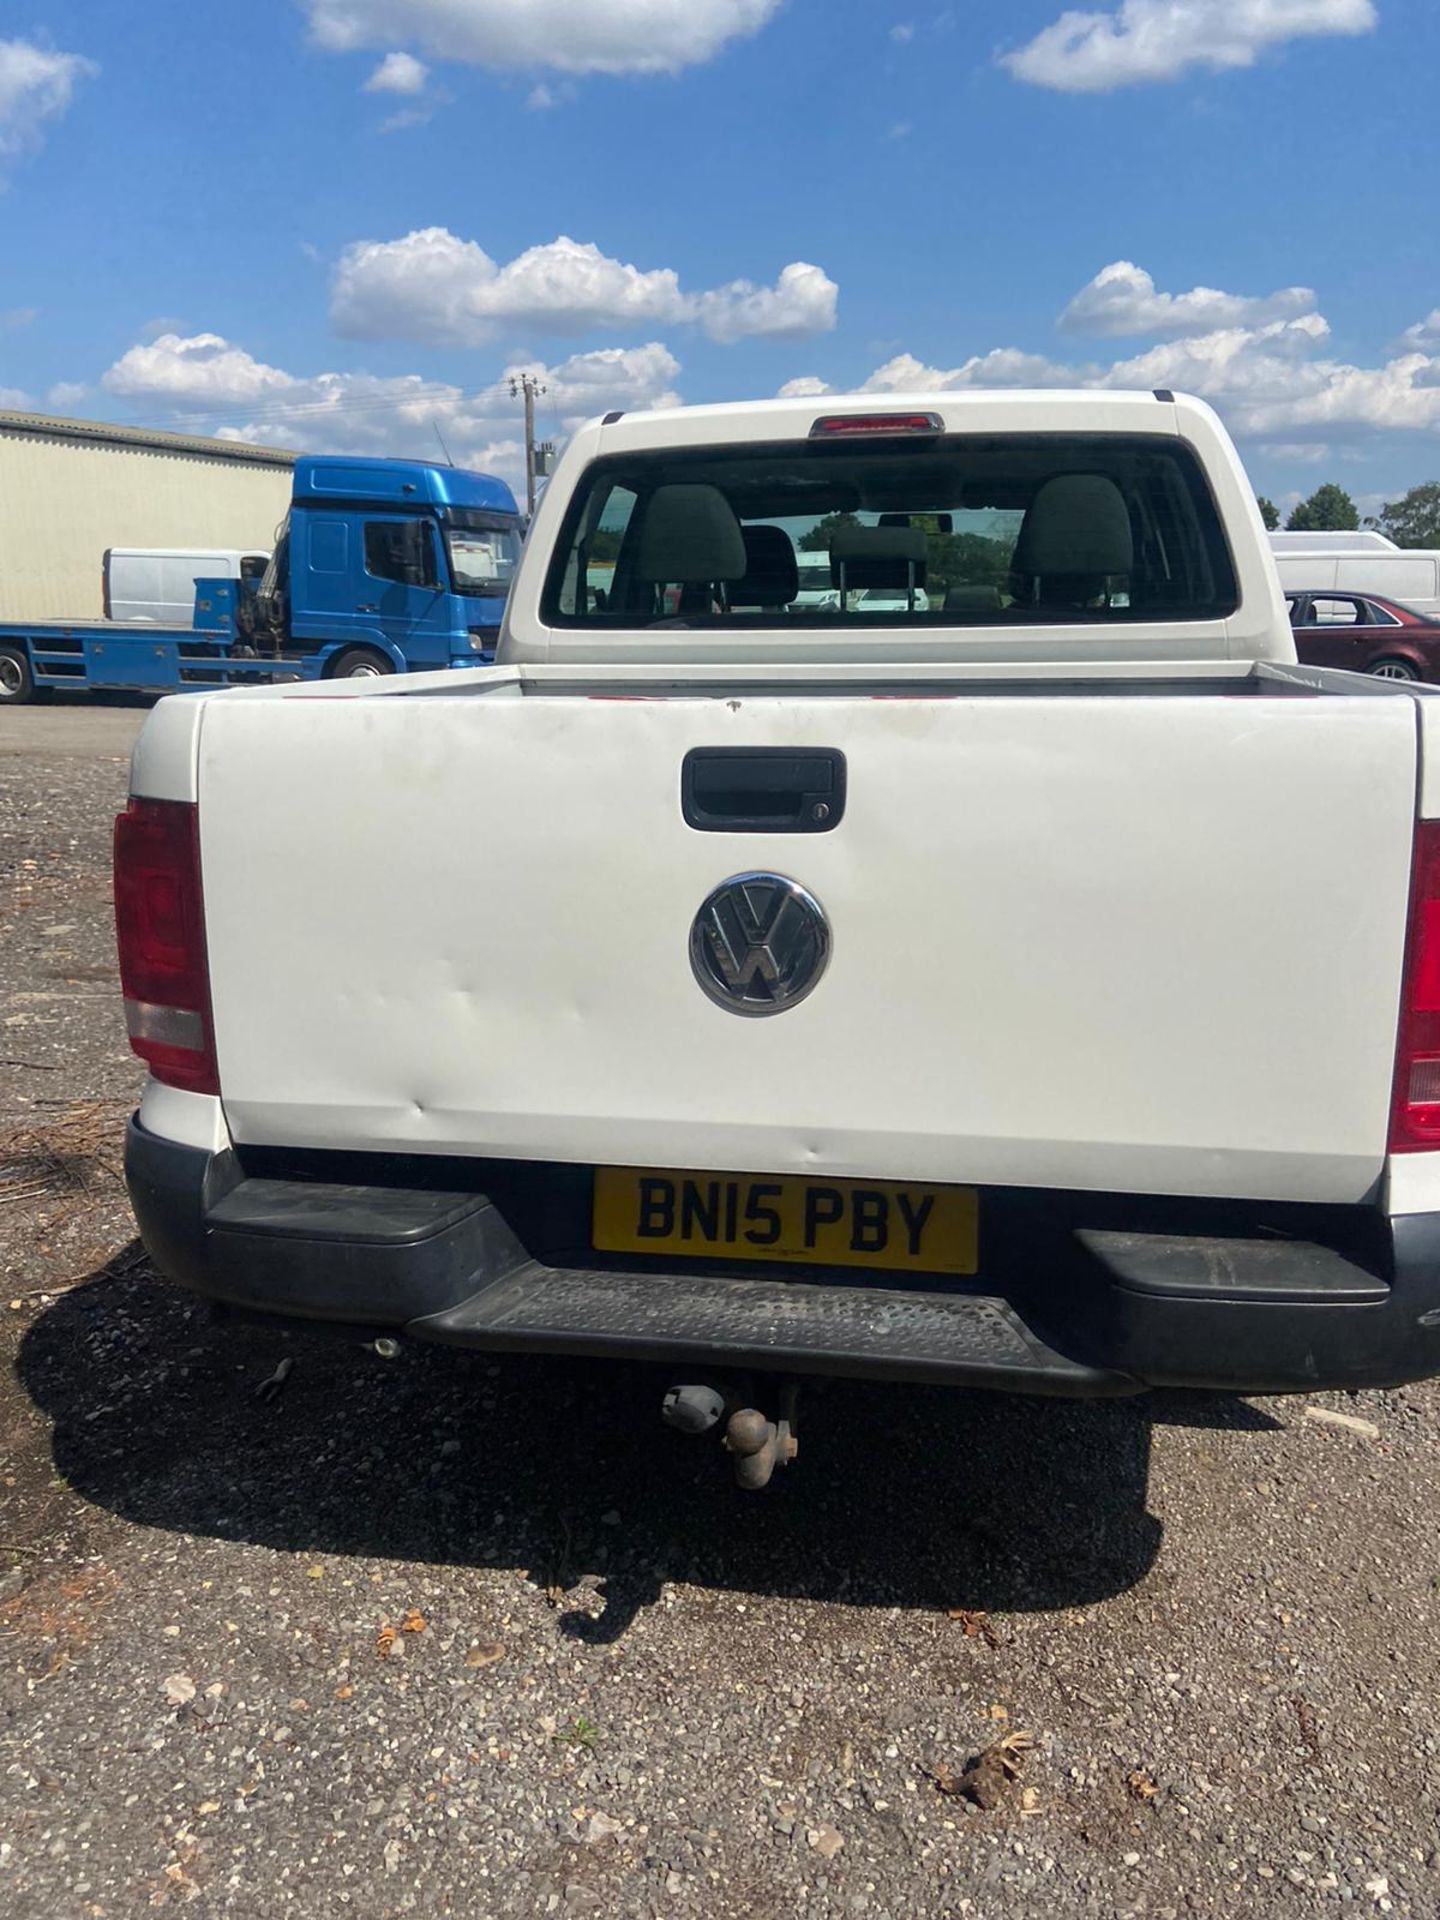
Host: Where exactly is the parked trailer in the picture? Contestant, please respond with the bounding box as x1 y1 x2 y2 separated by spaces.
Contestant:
0 455 522 704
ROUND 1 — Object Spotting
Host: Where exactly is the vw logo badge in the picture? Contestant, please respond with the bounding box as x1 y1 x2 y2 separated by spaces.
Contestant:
690 872 831 1017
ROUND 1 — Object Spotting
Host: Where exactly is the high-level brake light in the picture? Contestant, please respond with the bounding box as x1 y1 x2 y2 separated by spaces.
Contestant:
808 413 943 438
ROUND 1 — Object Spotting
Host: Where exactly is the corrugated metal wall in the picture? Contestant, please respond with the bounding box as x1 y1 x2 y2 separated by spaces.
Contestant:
0 425 295 621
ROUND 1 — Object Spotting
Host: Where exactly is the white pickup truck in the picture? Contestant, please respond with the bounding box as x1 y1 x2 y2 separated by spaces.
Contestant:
120 390 1440 1479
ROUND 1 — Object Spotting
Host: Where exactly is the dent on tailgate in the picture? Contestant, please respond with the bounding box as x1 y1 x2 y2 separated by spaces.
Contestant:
195 680 1415 1208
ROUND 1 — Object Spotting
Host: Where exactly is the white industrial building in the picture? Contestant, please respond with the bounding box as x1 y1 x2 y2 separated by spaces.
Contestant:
0 410 297 622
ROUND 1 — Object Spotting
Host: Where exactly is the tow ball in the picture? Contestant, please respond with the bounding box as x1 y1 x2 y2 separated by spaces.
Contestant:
661 1380 801 1490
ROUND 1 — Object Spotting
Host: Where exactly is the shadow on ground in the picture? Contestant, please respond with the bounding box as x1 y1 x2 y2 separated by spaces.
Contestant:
15 1247 1196 1640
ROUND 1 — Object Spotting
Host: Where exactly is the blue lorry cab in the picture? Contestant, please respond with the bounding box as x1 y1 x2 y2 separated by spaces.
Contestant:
0 454 523 702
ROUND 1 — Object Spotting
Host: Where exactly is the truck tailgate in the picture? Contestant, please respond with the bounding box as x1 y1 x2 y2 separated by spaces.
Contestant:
196 684 1418 1205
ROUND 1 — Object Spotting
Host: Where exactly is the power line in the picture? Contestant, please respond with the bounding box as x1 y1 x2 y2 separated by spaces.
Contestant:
135 384 477 426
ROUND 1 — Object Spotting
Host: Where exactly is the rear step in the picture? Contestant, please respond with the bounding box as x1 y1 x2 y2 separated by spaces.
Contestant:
132 1121 1440 1400
410 1266 1136 1395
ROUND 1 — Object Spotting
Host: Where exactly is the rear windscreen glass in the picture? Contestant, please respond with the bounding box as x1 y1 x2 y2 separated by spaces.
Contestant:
542 433 1238 629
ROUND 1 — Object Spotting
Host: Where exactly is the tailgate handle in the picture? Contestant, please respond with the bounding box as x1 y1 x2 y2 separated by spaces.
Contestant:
682 748 846 833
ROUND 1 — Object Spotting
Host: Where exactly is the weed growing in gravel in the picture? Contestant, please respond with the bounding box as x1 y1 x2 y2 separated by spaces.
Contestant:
554 1715 601 1752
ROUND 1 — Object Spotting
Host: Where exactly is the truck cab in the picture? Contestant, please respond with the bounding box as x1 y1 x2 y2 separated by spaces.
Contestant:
270 456 522 677
0 453 522 703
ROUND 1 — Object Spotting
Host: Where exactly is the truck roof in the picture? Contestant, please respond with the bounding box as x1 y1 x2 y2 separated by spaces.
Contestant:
582 387 1210 450
291 454 518 516
503 384 1283 669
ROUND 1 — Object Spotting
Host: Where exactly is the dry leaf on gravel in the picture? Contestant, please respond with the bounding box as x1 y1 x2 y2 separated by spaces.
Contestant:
375 1625 397 1660
926 1730 1037 1811
946 1608 1002 1647
400 1608 427 1634
465 1642 505 1669
1126 1770 1160 1804
807 1824 844 1859
924 1760 966 1797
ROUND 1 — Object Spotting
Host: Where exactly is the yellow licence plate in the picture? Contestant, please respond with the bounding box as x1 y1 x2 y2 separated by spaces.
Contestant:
593 1168 979 1276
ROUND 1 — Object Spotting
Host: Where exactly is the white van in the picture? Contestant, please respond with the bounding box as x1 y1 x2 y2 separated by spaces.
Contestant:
1271 545 1440 614
103 548 270 625
1269 530 1397 555
792 550 838 608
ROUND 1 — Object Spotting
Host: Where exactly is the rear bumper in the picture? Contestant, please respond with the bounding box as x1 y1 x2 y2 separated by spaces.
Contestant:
125 1117 1440 1396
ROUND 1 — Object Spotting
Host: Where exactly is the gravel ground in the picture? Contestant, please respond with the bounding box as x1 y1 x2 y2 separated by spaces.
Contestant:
3 703 1440 1918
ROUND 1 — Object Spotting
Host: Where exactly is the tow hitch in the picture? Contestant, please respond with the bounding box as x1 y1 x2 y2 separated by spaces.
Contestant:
661 1379 801 1489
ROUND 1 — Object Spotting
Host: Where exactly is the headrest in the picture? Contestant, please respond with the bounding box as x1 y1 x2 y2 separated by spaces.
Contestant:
829 523 928 590
732 524 799 609
1012 475 1133 578
944 584 1002 611
632 484 747 583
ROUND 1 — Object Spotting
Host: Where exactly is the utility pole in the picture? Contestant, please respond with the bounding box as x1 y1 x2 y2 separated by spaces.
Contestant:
509 373 547 516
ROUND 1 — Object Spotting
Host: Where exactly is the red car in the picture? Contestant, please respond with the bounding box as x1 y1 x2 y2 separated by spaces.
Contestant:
1288 590 1440 681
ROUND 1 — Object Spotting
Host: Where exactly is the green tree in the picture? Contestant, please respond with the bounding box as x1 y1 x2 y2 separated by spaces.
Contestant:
1286 483 1359 533
798 511 862 552
1256 495 1280 531
1370 482 1440 550
924 531 1013 599
586 526 625 562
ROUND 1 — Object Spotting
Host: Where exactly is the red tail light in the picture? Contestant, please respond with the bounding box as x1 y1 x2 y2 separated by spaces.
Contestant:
1391 820 1440 1151
809 412 943 438
114 798 218 1096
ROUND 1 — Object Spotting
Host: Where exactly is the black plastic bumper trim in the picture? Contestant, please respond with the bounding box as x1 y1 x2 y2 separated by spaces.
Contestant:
124 1118 1440 1395
1076 1228 1388 1305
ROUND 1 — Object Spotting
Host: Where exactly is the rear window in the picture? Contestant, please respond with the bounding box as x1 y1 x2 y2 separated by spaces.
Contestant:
543 433 1237 629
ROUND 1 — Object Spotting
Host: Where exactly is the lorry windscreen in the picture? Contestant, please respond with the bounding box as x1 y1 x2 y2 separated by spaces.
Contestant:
544 433 1238 628
444 511 521 598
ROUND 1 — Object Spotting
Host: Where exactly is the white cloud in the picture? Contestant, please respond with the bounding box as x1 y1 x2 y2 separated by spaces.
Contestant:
333 229 685 340
364 50 429 92
104 333 301 408
0 37 95 160
304 0 781 76
331 227 838 345
695 262 839 345
1003 0 1377 92
843 308 1440 452
891 22 915 41
777 376 833 398
861 346 1094 391
1400 310 1440 354
1258 441 1331 464
1059 260 1318 339
1 305 35 330
380 106 433 133
0 385 30 409
532 79 577 107
47 381 88 409
95 330 682 488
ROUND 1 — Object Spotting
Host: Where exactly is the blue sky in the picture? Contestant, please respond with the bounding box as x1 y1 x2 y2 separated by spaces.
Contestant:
2 0 1438 514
